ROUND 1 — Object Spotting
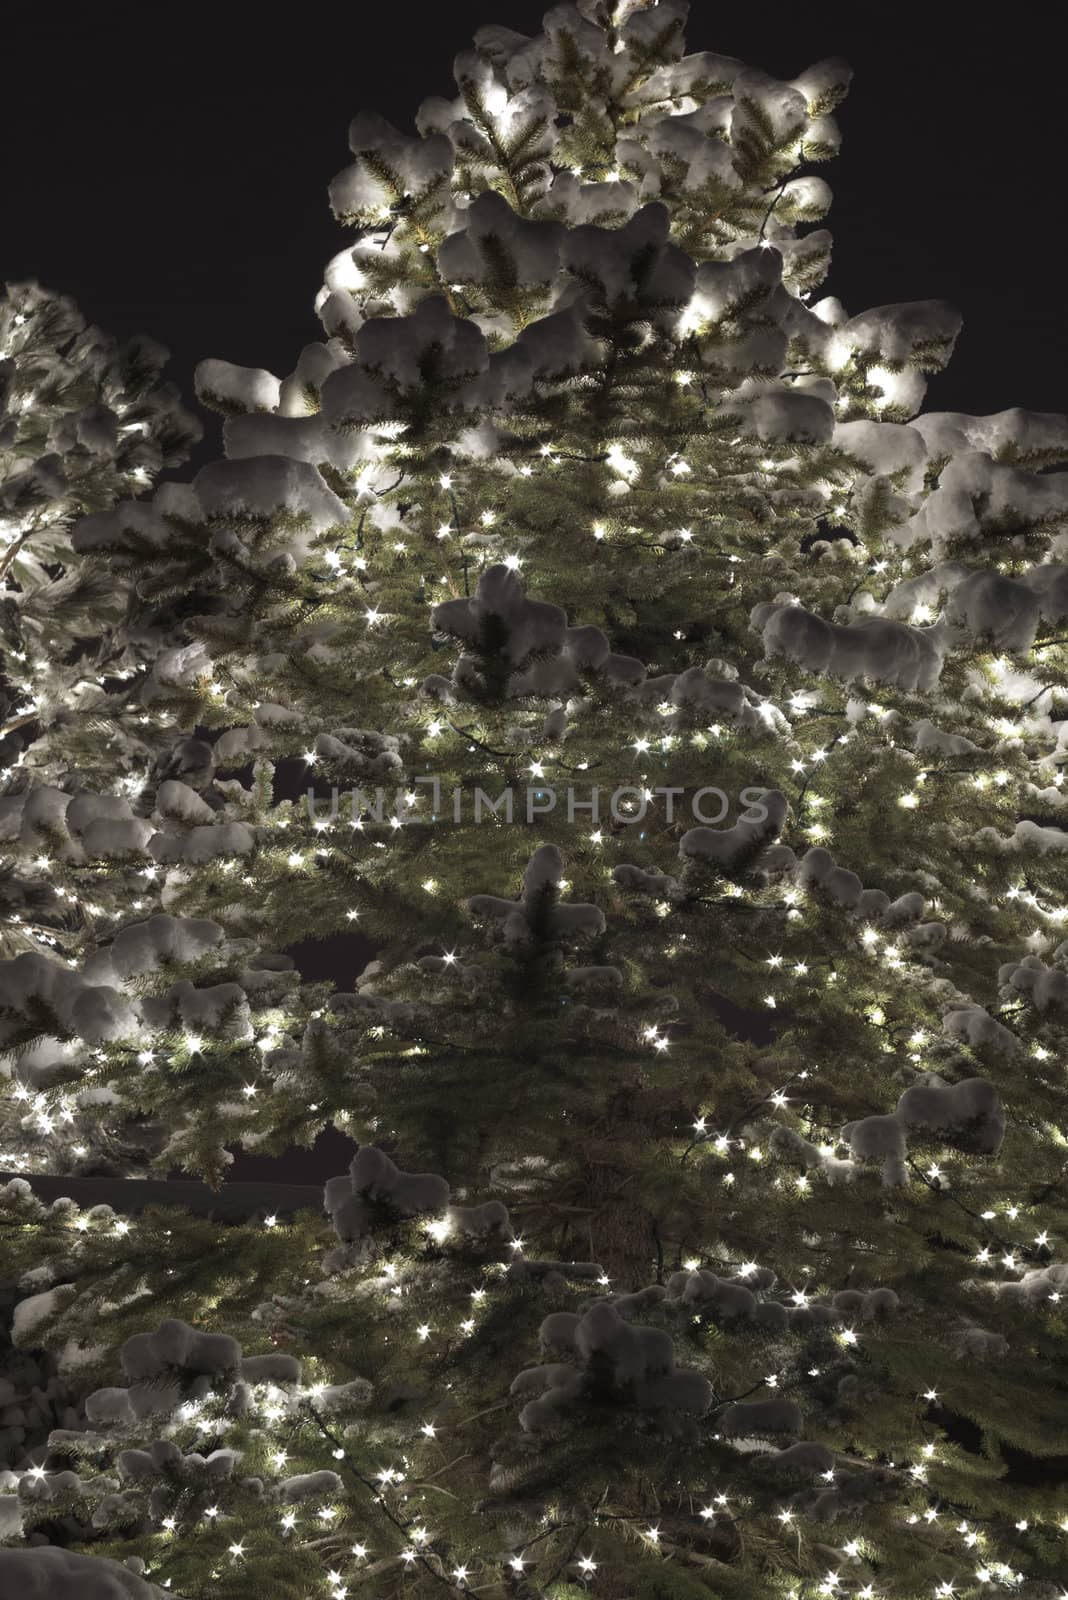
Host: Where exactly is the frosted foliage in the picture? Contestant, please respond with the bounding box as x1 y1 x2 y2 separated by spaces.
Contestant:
0 284 199 730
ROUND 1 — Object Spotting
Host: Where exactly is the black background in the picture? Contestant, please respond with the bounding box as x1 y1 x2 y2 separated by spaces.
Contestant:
3 3 1064 1181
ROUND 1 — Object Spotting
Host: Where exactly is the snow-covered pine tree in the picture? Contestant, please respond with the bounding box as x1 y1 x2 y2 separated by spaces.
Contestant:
0 282 201 794
0 283 202 1171
2 3 1068 1597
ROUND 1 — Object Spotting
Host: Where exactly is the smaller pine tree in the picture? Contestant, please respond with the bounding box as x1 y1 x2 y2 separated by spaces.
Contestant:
0 280 200 805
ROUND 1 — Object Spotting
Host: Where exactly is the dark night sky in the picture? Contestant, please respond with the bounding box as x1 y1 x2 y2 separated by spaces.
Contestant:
4 4 1065 1184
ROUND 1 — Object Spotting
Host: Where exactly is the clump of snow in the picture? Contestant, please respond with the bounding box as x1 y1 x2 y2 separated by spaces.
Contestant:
679 790 787 871
149 821 257 865
85 1318 244 1430
119 1441 238 1483
942 1001 1018 1054
11 1285 74 1345
836 300 962 368
992 1262 1068 1305
321 295 498 423
120 1319 242 1384
447 1199 512 1237
733 386 835 446
613 863 681 899
325 1147 451 1242
901 452 1068 557
194 456 348 538
751 597 945 691
751 1441 836 1479
83 914 223 985
468 843 605 943
278 1469 343 1503
139 979 252 1041
512 1302 711 1432
314 729 403 779
718 1397 803 1437
329 110 454 226
0 1548 172 1598
429 566 651 701
797 846 927 923
440 191 565 293
844 1071 1005 1186
912 407 1068 466
998 955 1068 1011
194 359 281 415
0 952 136 1044
895 1076 1005 1153
240 1354 303 1389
